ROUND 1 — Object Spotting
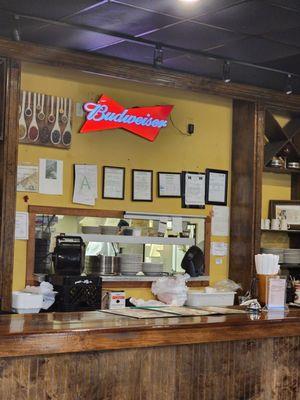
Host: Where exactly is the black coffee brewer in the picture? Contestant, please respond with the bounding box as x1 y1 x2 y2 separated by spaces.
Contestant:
46 235 102 312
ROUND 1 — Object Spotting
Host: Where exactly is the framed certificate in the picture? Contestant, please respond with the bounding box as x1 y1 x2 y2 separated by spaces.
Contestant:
205 168 228 206
157 172 181 198
181 171 205 209
102 166 125 200
132 169 153 202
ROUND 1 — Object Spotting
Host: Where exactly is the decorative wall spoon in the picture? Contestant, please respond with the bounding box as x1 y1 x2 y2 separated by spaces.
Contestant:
28 92 39 142
50 97 61 145
62 98 72 147
19 91 27 140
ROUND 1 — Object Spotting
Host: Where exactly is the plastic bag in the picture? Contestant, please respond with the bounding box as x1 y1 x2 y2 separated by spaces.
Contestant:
23 282 57 310
151 274 189 306
213 279 242 292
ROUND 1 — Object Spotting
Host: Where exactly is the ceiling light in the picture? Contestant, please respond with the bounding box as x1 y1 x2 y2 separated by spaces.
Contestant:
285 74 293 95
153 44 163 67
223 61 231 83
12 14 21 42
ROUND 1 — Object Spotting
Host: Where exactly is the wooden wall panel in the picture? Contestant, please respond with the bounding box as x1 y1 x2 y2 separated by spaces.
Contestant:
229 100 265 292
0 337 299 399
0 58 21 310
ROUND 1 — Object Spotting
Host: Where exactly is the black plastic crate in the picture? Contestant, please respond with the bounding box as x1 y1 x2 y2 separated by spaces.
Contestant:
46 275 102 312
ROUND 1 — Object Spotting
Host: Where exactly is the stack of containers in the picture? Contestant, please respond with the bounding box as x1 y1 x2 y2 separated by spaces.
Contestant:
119 254 143 275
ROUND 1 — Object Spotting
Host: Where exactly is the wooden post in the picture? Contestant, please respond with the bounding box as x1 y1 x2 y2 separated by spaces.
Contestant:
229 100 264 292
0 58 21 310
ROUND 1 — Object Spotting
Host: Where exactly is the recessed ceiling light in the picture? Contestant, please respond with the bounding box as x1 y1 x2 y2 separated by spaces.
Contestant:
179 0 200 2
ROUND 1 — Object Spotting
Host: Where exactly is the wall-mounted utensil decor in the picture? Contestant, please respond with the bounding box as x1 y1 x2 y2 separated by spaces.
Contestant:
19 90 72 149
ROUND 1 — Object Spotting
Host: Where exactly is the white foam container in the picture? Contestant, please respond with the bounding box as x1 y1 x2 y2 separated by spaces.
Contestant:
12 291 43 314
186 291 235 307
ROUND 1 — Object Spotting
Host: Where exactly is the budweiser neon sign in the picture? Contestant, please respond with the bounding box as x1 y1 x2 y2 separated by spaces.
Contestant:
80 95 173 141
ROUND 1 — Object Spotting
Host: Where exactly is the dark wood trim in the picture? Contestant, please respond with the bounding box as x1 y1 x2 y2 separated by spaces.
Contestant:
102 280 208 289
204 216 211 276
28 205 124 218
229 101 264 292
0 58 21 310
0 37 299 110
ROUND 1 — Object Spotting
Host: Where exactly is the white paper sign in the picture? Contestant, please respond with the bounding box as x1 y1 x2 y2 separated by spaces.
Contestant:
158 217 168 234
185 173 205 206
15 212 29 240
212 206 230 236
172 217 183 233
73 164 98 206
267 278 286 309
211 242 228 256
39 159 63 195
133 170 152 201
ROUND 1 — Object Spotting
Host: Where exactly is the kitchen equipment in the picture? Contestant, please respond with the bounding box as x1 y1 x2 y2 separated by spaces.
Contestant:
12 291 43 314
52 235 85 276
142 262 164 276
27 92 39 142
62 99 72 146
288 162 300 169
186 290 235 307
181 246 204 277
119 254 143 275
50 97 62 145
270 158 284 168
81 226 102 234
101 225 119 235
19 91 27 140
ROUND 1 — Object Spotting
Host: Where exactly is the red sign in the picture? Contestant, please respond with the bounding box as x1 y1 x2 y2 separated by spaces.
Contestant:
80 95 173 142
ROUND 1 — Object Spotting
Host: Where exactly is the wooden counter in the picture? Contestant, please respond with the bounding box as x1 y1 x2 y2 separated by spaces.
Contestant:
0 309 300 399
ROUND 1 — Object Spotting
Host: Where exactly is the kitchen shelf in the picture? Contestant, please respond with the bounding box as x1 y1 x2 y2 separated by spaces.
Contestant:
101 275 209 282
261 229 300 233
263 167 300 175
69 234 195 246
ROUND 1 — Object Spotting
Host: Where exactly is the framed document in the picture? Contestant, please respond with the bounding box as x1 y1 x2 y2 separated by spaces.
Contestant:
205 168 228 205
132 169 153 202
102 166 125 200
157 172 181 198
181 171 205 209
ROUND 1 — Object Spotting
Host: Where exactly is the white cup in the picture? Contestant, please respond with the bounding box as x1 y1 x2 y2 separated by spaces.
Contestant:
271 219 280 230
264 219 270 230
280 220 289 231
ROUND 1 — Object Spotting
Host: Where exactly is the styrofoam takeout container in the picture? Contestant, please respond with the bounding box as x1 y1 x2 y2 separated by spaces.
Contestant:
12 291 43 314
186 290 235 307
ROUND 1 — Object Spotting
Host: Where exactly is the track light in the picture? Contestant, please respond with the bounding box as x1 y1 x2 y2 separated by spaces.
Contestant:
285 74 293 95
12 15 21 42
153 44 163 67
223 60 231 83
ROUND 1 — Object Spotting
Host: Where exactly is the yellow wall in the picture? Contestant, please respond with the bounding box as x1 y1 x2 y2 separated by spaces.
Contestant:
14 63 232 295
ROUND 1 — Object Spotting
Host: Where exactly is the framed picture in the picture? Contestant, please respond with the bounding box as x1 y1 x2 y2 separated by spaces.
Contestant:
269 200 300 226
157 172 181 198
181 171 205 209
102 166 125 200
132 169 153 202
205 168 228 205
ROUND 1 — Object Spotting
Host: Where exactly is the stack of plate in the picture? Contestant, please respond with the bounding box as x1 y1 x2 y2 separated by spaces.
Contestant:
101 226 119 235
142 262 164 276
261 248 284 263
283 249 300 264
119 254 143 275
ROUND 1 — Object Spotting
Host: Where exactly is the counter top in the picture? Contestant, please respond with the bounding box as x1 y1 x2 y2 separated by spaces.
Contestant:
1 308 300 357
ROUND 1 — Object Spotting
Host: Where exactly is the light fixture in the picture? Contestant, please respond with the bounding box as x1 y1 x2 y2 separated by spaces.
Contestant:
153 44 163 67
12 15 21 42
285 74 293 95
223 60 231 83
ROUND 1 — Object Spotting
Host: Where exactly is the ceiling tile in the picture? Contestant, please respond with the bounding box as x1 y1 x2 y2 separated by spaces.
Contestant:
24 25 119 51
67 2 177 37
142 21 243 52
112 0 245 19
210 37 300 63
195 0 300 35
96 40 180 64
263 53 300 75
264 27 300 48
0 0 101 19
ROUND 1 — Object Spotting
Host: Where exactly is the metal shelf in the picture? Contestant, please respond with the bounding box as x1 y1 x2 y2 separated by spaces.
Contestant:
261 229 300 233
68 234 195 246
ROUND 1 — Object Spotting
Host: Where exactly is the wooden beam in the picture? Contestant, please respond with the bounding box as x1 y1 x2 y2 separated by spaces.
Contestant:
0 36 299 111
229 100 264 292
0 58 21 310
28 205 124 218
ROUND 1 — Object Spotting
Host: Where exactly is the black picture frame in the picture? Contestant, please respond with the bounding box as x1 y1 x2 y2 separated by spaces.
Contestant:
205 168 228 206
181 171 205 209
102 166 125 200
132 169 153 202
157 172 181 198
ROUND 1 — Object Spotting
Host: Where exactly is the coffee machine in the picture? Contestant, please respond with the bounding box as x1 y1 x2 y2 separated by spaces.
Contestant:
46 235 102 312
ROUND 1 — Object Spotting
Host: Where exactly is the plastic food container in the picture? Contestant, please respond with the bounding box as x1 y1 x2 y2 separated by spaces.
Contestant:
186 291 235 307
12 291 43 314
